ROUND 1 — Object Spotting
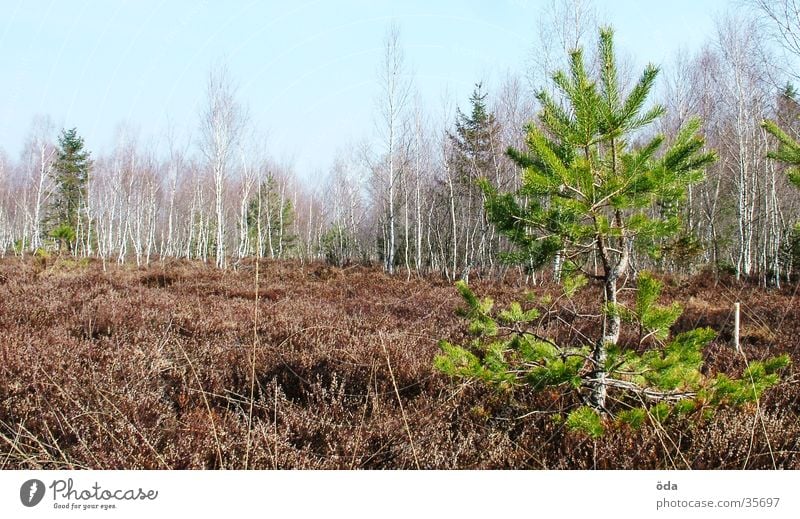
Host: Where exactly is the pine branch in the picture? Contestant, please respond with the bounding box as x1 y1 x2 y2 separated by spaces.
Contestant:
598 377 697 402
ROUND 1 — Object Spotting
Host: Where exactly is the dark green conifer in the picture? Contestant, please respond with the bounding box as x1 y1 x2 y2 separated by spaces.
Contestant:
449 83 501 183
48 128 92 252
246 175 296 257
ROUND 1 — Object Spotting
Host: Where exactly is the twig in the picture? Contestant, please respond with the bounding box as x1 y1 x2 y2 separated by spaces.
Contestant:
245 256 260 470
273 381 279 470
350 360 375 469
173 338 225 469
379 332 420 469
598 377 697 402
633 392 691 469
0 426 43 469
96 389 169 469
739 349 777 469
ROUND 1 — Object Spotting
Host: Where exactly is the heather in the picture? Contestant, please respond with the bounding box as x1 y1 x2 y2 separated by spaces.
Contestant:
0 258 797 469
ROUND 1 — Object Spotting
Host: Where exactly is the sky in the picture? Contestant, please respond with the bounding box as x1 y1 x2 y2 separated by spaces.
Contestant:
0 0 733 181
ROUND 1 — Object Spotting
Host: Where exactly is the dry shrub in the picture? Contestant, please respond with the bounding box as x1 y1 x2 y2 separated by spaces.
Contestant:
0 257 796 469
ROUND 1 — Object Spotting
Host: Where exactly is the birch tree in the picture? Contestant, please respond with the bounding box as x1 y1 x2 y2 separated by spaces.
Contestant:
376 23 411 274
199 64 247 268
749 0 800 83
21 116 56 250
716 15 771 278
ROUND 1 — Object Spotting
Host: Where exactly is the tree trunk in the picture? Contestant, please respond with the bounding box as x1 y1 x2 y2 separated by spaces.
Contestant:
387 134 395 274
214 165 225 268
588 274 619 412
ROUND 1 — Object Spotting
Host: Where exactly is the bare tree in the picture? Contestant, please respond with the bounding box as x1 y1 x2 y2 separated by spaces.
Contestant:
410 94 432 274
529 0 601 94
199 64 247 268
716 14 771 278
235 133 263 260
376 22 411 274
21 116 56 250
660 50 702 256
162 125 190 259
0 150 13 254
748 0 800 82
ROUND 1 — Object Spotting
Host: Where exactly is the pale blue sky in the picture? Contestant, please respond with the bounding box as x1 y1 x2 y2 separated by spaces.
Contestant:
1 0 732 179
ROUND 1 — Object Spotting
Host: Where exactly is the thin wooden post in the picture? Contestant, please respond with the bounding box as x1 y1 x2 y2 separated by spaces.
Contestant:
734 302 740 353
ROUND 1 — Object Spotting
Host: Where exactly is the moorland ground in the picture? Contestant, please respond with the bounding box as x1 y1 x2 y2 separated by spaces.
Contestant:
0 257 798 469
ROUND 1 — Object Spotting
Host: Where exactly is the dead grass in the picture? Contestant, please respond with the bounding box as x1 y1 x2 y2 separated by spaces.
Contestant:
0 258 797 469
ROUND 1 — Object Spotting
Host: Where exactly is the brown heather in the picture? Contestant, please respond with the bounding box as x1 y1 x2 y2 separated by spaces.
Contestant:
0 258 797 469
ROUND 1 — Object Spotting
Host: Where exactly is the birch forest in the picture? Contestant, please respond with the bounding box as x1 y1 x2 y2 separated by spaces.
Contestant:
0 1 798 285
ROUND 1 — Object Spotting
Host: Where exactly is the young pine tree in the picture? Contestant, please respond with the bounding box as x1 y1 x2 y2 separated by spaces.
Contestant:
435 28 789 432
48 128 92 253
437 270 790 436
482 28 715 409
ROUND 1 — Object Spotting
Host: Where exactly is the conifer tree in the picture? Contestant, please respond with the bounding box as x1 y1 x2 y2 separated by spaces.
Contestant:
435 28 789 431
764 86 800 276
448 83 502 279
436 266 789 437
48 128 92 252
450 83 501 182
762 87 800 188
246 175 296 258
482 27 716 409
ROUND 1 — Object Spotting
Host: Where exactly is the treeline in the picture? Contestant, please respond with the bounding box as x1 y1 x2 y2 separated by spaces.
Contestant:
1 1 800 284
